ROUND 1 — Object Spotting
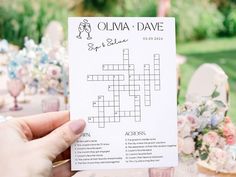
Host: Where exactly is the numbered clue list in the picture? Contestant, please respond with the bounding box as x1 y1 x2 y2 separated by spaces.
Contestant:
69 17 178 170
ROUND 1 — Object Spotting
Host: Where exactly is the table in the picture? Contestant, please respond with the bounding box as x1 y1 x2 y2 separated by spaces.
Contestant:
73 163 210 177
0 67 213 177
0 68 66 117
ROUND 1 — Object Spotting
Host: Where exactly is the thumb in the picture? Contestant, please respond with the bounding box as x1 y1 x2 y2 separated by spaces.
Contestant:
39 119 86 160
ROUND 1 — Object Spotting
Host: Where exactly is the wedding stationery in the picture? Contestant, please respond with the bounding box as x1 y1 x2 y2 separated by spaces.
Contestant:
69 17 178 170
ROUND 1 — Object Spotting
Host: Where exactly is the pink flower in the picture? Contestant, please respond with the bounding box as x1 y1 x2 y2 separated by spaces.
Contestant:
177 116 186 128
202 131 219 147
17 67 28 79
223 123 236 145
225 116 232 124
181 137 195 154
223 123 235 137
46 65 61 79
187 115 197 129
178 116 192 138
39 88 46 94
226 135 235 145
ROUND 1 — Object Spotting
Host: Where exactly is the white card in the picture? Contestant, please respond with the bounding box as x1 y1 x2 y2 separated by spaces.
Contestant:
69 17 178 170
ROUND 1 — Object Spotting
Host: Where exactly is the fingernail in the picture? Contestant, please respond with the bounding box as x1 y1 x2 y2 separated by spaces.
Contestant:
69 119 86 134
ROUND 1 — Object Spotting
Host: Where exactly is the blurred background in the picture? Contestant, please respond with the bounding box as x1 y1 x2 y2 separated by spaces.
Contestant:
1 1 236 176
0 0 236 121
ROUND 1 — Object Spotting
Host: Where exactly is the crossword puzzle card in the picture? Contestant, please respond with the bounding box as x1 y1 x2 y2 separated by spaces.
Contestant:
69 17 178 170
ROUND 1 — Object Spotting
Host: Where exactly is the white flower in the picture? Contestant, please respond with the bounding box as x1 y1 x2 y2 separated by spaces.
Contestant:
224 157 236 171
27 51 36 60
208 147 228 170
202 111 211 118
180 124 192 138
181 137 195 155
25 38 37 50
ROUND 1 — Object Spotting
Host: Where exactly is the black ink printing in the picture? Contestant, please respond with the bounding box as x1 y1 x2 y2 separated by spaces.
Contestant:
88 38 128 52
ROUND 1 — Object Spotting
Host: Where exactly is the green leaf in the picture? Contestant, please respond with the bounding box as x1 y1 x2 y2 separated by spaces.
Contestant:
211 90 220 98
202 128 210 134
195 139 202 149
200 152 208 160
214 100 226 108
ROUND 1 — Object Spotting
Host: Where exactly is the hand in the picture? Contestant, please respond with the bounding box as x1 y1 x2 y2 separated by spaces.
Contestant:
0 111 86 177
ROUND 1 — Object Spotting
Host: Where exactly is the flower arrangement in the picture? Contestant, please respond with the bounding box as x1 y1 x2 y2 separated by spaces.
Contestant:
178 89 236 172
0 39 10 67
7 37 68 95
0 39 9 53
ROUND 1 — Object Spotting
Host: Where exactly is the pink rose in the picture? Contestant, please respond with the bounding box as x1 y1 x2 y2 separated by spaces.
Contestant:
17 67 28 78
223 123 235 137
225 116 232 124
223 123 236 145
226 135 235 145
181 137 195 154
203 131 219 147
177 116 186 129
46 65 61 79
187 115 197 129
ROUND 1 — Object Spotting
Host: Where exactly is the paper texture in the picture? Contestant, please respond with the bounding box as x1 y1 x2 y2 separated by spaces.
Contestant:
69 17 178 170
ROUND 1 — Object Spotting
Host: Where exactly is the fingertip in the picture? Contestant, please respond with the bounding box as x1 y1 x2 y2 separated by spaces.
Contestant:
69 119 86 135
59 110 70 117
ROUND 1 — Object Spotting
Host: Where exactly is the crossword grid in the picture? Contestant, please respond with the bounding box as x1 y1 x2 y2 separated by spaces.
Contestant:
87 49 161 128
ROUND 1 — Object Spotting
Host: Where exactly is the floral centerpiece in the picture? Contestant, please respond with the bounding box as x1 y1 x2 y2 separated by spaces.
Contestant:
7 37 68 95
0 39 9 69
0 39 9 53
178 89 236 174
0 39 19 67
